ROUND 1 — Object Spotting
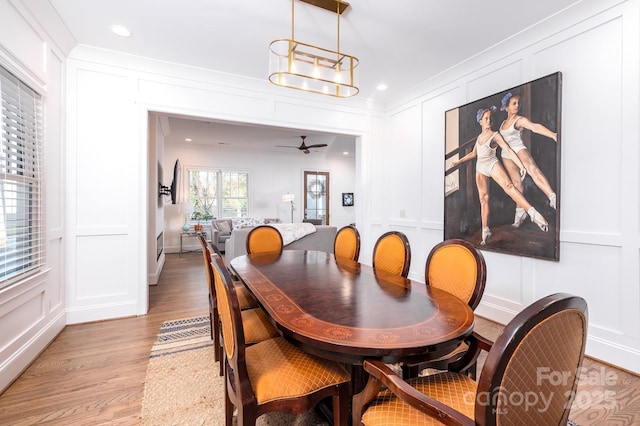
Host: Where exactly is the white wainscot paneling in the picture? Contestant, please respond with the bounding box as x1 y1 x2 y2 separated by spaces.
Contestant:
45 49 65 231
75 235 130 300
75 69 134 229
477 250 525 305
46 237 64 311
387 106 421 221
534 17 623 235
0 272 66 392
275 101 371 133
466 60 524 103
0 288 44 354
535 242 621 334
421 85 465 225
138 79 272 119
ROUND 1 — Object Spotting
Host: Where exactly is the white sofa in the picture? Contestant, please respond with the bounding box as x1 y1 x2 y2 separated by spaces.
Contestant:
225 225 337 261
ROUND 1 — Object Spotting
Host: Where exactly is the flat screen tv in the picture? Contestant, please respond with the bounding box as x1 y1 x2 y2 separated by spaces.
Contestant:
159 159 179 204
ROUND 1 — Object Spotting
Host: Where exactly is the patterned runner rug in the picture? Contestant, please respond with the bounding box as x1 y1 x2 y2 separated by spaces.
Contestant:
141 316 328 425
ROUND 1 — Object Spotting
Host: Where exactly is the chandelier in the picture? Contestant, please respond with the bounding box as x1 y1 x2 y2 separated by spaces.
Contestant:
268 0 359 98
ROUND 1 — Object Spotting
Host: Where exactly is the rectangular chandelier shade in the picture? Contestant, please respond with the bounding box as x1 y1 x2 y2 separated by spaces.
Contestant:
268 0 359 98
269 39 359 98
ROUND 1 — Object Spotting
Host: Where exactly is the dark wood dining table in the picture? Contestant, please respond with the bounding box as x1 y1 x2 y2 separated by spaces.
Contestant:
229 250 475 378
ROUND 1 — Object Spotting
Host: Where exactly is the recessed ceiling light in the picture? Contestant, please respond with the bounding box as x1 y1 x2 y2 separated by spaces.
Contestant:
343 151 350 155
376 83 388 91
109 24 132 38
184 138 192 142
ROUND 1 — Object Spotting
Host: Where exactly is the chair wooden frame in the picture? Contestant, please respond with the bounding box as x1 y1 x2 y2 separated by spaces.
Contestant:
372 231 411 278
353 293 588 426
211 255 351 426
246 225 284 255
402 239 487 378
197 234 221 359
198 234 270 377
334 225 361 261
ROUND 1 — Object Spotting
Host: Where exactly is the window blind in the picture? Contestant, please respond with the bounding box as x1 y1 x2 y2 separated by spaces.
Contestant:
0 66 44 289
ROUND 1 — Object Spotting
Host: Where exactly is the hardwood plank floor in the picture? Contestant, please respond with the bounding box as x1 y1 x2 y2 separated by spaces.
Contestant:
0 252 208 425
0 251 638 425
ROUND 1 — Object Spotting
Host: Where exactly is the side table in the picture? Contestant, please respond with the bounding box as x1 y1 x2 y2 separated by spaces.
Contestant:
180 231 207 257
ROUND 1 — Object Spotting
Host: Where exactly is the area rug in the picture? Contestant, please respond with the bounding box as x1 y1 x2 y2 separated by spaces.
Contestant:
141 316 328 425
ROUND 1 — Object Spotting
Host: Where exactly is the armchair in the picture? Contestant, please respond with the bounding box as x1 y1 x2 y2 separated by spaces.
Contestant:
210 219 233 252
353 293 588 426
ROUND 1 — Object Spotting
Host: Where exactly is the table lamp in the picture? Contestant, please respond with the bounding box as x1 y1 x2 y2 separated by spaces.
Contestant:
282 193 295 223
179 201 194 232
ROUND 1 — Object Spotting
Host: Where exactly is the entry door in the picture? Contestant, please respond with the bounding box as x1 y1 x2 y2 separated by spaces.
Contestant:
304 171 330 225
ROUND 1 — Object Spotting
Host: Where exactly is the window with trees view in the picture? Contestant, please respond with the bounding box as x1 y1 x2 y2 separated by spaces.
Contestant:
188 168 248 220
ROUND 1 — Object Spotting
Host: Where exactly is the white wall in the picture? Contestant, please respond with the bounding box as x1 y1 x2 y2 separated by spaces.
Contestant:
147 113 166 285
0 0 70 391
366 0 640 373
62 44 374 325
161 141 356 253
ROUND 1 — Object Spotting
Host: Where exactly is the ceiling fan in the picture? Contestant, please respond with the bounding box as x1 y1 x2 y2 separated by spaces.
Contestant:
276 136 328 154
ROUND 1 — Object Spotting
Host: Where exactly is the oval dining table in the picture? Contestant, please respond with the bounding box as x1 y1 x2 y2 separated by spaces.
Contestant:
229 249 475 394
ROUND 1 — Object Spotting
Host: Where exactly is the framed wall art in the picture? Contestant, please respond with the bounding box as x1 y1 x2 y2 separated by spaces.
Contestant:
444 72 562 261
342 192 354 206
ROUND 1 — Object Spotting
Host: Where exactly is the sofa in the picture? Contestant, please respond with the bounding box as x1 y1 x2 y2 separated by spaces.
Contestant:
209 217 281 252
225 225 337 261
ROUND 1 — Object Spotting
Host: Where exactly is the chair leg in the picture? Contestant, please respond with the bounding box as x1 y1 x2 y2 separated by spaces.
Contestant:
213 308 221 363
334 384 349 426
224 380 234 426
218 331 225 377
237 404 257 426
209 312 215 341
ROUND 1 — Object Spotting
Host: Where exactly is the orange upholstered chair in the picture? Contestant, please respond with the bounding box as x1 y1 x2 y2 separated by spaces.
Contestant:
334 225 361 261
402 239 487 378
246 225 283 255
372 231 411 278
198 235 276 376
353 293 588 426
211 255 351 426
205 238 258 310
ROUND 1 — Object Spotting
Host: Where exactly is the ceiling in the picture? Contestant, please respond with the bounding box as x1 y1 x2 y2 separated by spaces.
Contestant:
34 0 580 154
163 114 356 157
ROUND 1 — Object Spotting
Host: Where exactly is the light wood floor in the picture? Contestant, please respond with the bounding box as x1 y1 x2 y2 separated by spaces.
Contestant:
0 252 638 425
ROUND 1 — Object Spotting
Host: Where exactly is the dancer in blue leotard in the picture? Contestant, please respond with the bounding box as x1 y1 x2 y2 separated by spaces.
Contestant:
451 107 548 245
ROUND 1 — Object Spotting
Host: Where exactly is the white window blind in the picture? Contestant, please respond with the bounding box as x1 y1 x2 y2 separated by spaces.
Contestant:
0 66 44 289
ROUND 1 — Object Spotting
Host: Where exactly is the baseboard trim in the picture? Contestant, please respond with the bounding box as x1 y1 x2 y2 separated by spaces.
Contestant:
0 311 66 393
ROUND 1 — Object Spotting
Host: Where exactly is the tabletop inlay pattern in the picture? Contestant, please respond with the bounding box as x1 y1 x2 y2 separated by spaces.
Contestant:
370 331 401 344
324 327 353 340
275 304 296 315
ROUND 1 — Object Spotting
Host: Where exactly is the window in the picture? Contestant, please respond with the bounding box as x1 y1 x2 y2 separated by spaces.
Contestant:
188 168 248 219
0 66 44 289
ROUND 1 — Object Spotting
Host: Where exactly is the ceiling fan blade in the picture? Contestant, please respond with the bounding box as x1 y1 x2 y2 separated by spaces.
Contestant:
306 143 328 149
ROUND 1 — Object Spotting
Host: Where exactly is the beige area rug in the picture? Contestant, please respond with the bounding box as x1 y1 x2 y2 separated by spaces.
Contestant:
141 316 329 425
